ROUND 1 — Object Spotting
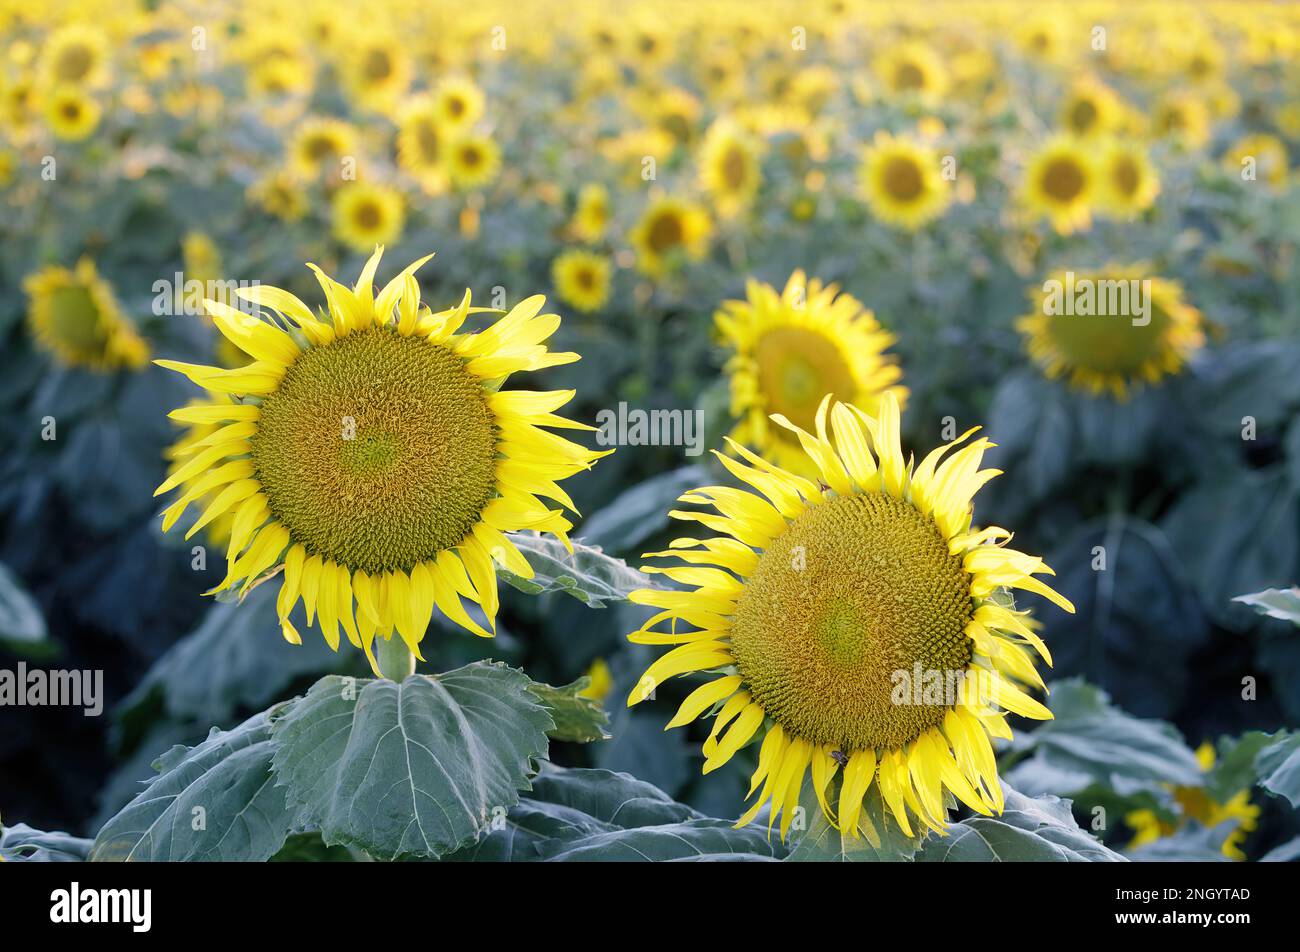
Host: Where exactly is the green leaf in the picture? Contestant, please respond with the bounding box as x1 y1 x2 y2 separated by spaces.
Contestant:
270 663 553 860
1006 679 1203 796
1260 835 1300 862
1204 732 1275 803
0 822 92 862
90 709 296 862
443 764 781 861
1233 587 1300 626
527 676 610 743
1254 732 1300 808
915 787 1125 862
0 561 48 653
497 533 649 607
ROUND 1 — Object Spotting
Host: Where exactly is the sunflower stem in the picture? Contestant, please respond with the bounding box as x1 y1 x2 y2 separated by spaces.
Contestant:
375 636 415 682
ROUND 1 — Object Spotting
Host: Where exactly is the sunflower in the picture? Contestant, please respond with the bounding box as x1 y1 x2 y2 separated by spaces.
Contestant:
552 250 612 313
1059 79 1121 138
340 34 410 109
1022 137 1096 235
182 232 223 287
699 119 763 217
626 391 1073 841
24 259 149 371
571 183 610 243
1017 267 1206 399
874 40 948 100
39 23 110 89
858 132 951 231
1151 93 1212 149
154 248 605 673
629 197 712 276
446 134 501 190
44 86 100 141
1126 743 1259 861
1096 140 1160 219
164 398 241 544
249 170 308 222
289 117 357 182
332 182 405 252
717 270 905 476
395 95 449 189
432 76 484 130
1222 133 1289 190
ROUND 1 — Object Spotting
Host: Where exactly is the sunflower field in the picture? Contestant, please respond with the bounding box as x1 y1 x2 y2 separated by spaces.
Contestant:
2 0 1300 890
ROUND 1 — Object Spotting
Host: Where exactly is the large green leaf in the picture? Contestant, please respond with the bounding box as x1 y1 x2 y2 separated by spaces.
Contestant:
915 788 1125 862
270 664 553 860
1006 680 1203 796
1233 587 1300 626
1125 823 1233 862
90 709 296 862
497 533 649 607
0 561 48 653
1254 732 1300 808
0 822 92 862
443 764 781 861
527 676 610 743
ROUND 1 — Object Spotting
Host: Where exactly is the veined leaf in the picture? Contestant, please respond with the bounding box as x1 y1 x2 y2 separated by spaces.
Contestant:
1233 587 1300 626
527 676 611 743
498 533 650 607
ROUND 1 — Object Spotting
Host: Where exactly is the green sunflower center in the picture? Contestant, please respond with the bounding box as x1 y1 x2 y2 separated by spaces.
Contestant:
47 285 109 357
1069 98 1099 134
882 155 925 202
1044 281 1172 375
251 326 498 574
647 211 685 253
754 325 857 434
730 492 974 752
1041 157 1085 202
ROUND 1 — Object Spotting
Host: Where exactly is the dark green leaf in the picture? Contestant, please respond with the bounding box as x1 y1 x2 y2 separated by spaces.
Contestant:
498 534 649 607
527 676 610 742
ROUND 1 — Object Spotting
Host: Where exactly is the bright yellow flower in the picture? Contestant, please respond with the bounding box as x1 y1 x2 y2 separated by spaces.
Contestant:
432 75 484 130
288 117 357 182
859 132 951 231
1017 267 1206 399
339 34 410 109
1060 79 1122 138
395 95 449 190
627 391 1073 841
39 23 110 89
1222 133 1290 190
332 182 405 252
629 197 711 276
24 259 148 371
571 183 610 243
1152 93 1212 149
1096 140 1160 219
1022 136 1097 235
446 134 501 190
718 270 905 477
874 40 948 100
552 250 612 313
154 248 605 673
249 170 308 222
44 86 100 141
699 119 763 217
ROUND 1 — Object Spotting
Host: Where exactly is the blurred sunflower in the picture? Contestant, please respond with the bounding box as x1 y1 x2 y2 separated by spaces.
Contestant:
446 134 501 190
289 117 357 182
1022 137 1096 234
1152 93 1212 148
249 170 308 222
1060 79 1121 138
332 182 405 252
1096 140 1160 219
1017 267 1206 399
154 248 606 672
39 23 110 89
717 270 905 476
699 119 763 217
629 197 711 276
570 183 610 243
1126 743 1259 861
432 76 484 130
341 34 410 109
1222 133 1289 190
627 392 1073 840
858 132 951 231
552 249 612 313
44 86 100 141
874 40 948 100
394 99 447 190
24 259 148 371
